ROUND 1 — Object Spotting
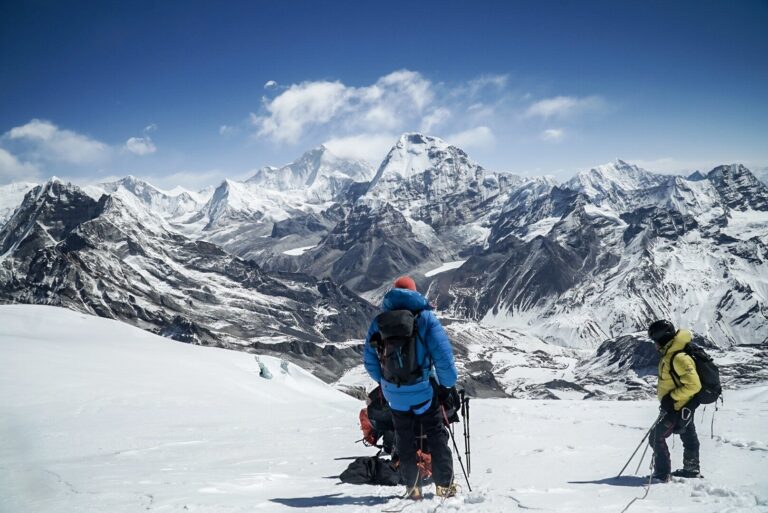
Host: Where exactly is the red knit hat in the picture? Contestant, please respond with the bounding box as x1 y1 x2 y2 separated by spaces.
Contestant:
393 275 417 291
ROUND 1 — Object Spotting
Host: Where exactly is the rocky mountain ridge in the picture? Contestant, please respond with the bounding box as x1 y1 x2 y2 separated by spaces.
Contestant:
0 179 377 381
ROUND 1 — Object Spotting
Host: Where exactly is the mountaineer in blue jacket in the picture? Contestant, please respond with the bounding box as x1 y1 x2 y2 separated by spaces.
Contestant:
363 275 459 500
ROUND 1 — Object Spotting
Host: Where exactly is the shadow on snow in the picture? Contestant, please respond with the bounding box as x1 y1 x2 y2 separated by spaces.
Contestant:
270 493 398 508
568 476 651 487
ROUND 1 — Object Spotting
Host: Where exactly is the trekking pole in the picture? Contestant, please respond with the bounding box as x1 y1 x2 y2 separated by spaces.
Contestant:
464 396 471 475
459 391 469 475
633 439 650 475
617 413 664 478
440 405 472 491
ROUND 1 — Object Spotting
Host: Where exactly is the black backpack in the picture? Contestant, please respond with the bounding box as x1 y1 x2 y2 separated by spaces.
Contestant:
670 344 722 405
339 456 401 486
374 309 427 387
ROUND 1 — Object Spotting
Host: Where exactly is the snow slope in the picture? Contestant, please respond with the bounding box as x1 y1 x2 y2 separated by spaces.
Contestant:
2 305 767 513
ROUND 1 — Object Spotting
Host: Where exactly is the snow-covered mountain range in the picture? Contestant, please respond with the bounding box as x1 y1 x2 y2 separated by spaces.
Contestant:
1 133 766 397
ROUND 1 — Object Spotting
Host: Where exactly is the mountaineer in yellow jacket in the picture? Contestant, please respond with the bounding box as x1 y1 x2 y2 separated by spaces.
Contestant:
647 320 702 481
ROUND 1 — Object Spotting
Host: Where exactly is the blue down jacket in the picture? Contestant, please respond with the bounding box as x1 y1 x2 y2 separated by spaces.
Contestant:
363 288 458 414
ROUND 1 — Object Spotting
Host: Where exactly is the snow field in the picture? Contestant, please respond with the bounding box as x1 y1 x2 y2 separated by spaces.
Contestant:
425 261 467 278
1 305 767 513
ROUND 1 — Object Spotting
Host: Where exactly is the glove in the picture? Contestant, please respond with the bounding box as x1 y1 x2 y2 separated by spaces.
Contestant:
437 385 454 405
660 394 676 414
437 386 460 423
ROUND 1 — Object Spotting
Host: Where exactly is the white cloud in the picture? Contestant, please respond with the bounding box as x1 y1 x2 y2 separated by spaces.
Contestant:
363 105 399 130
466 102 495 121
377 70 433 111
0 148 39 183
6 119 108 165
541 128 565 141
252 70 434 144
124 136 157 156
144 123 158 132
323 133 397 164
446 126 496 150
264 80 277 89
253 80 350 143
420 108 451 133
219 124 239 136
466 74 508 97
525 95 605 119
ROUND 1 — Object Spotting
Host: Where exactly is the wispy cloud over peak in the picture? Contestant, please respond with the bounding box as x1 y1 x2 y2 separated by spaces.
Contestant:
251 70 435 145
247 70 516 163
541 128 565 141
323 133 397 163
253 80 349 143
446 126 496 150
0 148 38 182
124 136 157 156
466 74 509 97
525 95 605 119
420 107 451 133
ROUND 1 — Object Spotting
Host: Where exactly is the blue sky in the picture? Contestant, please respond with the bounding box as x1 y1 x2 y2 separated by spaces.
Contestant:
1 0 766 189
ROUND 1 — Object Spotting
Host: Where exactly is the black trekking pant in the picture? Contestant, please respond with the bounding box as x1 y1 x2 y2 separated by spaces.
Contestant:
650 408 700 477
392 393 453 488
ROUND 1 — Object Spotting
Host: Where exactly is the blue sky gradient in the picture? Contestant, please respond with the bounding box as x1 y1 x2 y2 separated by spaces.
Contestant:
1 0 766 188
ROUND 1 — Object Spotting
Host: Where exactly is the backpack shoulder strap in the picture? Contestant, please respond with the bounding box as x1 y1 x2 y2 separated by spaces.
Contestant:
411 310 434 373
669 350 685 387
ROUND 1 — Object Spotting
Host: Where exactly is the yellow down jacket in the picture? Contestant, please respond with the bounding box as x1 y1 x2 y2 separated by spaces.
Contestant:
657 329 702 411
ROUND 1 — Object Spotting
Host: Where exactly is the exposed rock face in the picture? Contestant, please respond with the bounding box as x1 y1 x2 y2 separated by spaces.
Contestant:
300 202 436 293
0 179 107 259
707 164 768 211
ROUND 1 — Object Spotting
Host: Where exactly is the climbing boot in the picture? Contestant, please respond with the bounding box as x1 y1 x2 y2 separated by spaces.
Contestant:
435 482 457 498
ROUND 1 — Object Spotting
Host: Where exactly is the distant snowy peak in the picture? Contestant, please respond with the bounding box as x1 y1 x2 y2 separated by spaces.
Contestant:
565 160 669 199
706 164 768 211
0 181 38 228
196 178 311 231
99 176 204 218
370 133 461 182
203 179 263 224
246 145 374 201
365 132 498 207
